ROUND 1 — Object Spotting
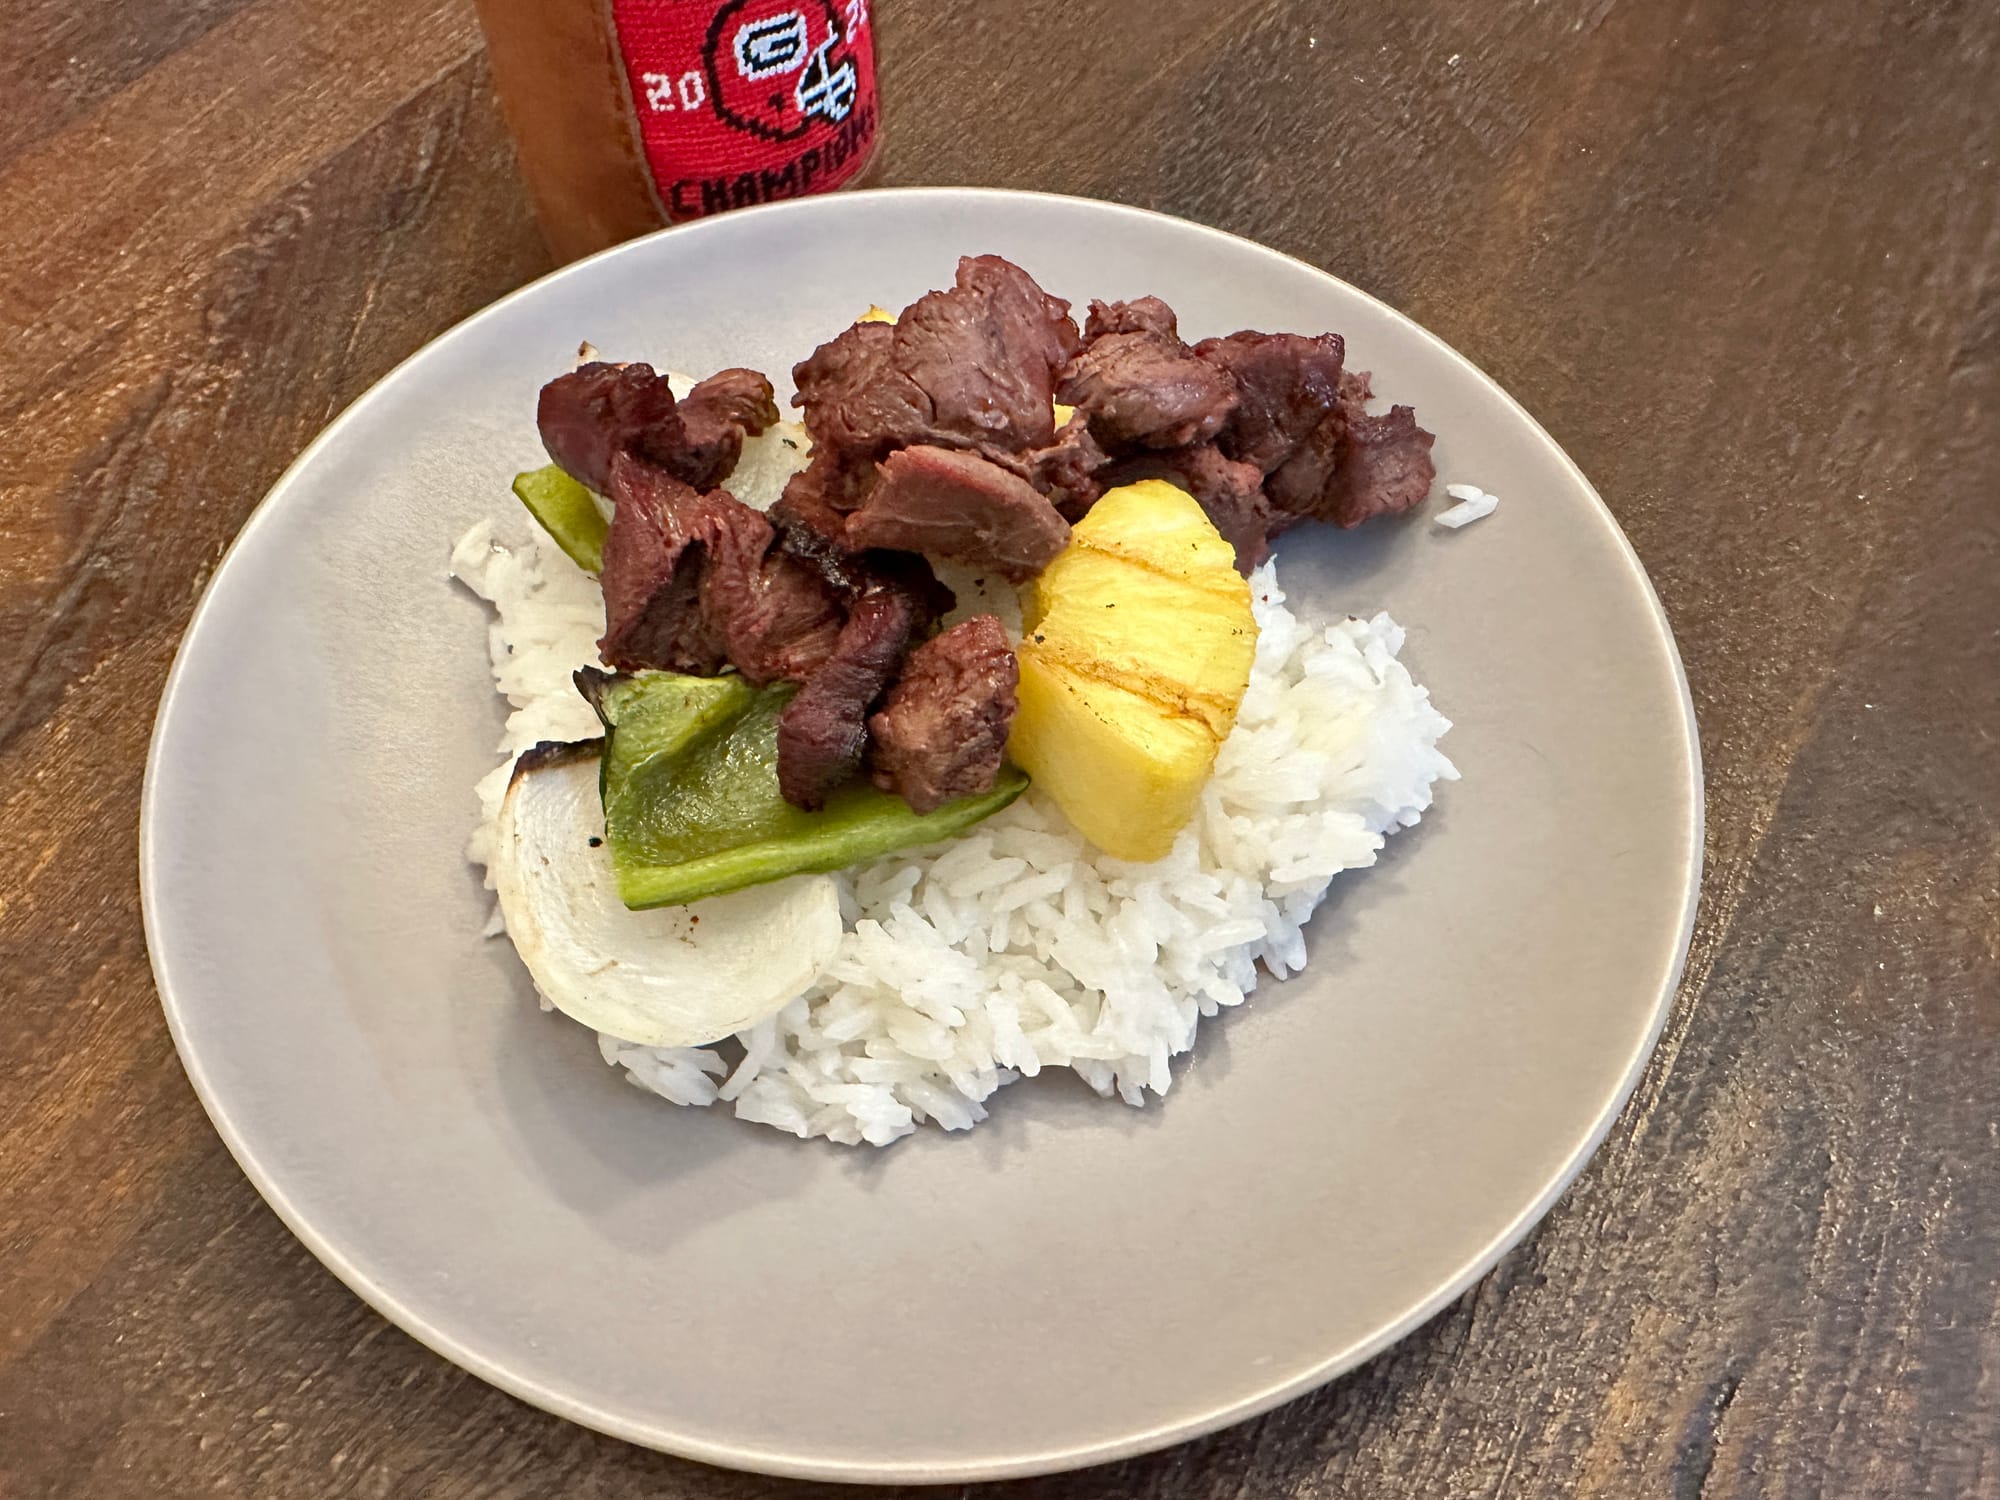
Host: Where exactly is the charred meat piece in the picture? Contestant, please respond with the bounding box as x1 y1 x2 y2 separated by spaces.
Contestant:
770 449 874 559
596 455 736 673
680 367 780 434
775 554 952 810
597 454 844 681
1195 331 1346 475
674 368 781 491
1083 296 1181 340
1329 404 1436 527
1263 383 1436 529
539 361 774 495
1021 411 1113 519
790 256 1081 461
698 530 845 688
903 254 1082 450
1263 412 1343 521
790 318 904 457
846 445 1071 583
868 615 1019 814
538 362 685 495
1058 320 1238 451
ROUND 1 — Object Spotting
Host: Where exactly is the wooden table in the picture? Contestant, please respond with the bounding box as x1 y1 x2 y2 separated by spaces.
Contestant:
4 0 1996 1494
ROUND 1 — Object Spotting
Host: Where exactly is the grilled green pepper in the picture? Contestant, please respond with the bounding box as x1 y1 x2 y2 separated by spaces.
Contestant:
582 669 1029 909
513 463 608 572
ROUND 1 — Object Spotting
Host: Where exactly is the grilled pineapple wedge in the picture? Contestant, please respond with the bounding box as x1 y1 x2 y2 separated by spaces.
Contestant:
1010 480 1257 861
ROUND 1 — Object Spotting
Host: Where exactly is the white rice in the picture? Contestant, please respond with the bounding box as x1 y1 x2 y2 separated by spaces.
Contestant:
452 519 1457 1146
1436 482 1499 528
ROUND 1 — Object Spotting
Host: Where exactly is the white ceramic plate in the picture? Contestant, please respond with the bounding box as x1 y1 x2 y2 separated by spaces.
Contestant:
141 188 1701 1483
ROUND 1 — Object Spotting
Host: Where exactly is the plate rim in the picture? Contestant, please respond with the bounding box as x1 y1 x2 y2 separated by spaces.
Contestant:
140 186 1705 1484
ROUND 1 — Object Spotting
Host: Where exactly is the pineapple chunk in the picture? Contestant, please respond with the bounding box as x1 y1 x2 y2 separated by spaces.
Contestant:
1042 478 1243 580
1010 480 1257 861
1014 658 1219 862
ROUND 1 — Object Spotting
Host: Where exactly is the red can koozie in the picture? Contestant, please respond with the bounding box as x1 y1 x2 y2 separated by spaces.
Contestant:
609 0 881 223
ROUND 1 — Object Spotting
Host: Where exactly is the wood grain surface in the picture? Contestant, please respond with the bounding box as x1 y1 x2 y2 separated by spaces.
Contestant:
2 0 1996 1494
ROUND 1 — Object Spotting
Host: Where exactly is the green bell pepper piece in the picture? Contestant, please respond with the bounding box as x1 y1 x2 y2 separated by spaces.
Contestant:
584 669 1029 910
513 463 608 573
583 670 756 811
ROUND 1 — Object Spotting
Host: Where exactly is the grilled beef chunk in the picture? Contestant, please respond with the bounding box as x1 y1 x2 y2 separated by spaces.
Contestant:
790 318 899 455
1064 298 1431 526
1022 412 1113 519
1325 404 1436 527
791 256 1081 462
847 445 1070 583
1192 336 1435 529
1058 312 1238 451
1253 374 1435 529
680 367 779 432
770 449 874 558
906 254 1081 449
868 615 1018 814
1258 411 1341 522
596 456 736 673
538 362 685 494
775 555 952 810
1083 296 1180 340
701 542 845 689
778 440 1075 582
1195 331 1347 475
539 362 775 495
596 454 843 681
674 368 781 490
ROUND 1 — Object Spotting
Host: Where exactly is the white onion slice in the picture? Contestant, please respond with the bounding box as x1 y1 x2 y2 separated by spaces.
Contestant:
493 745 840 1047
729 417 811 511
